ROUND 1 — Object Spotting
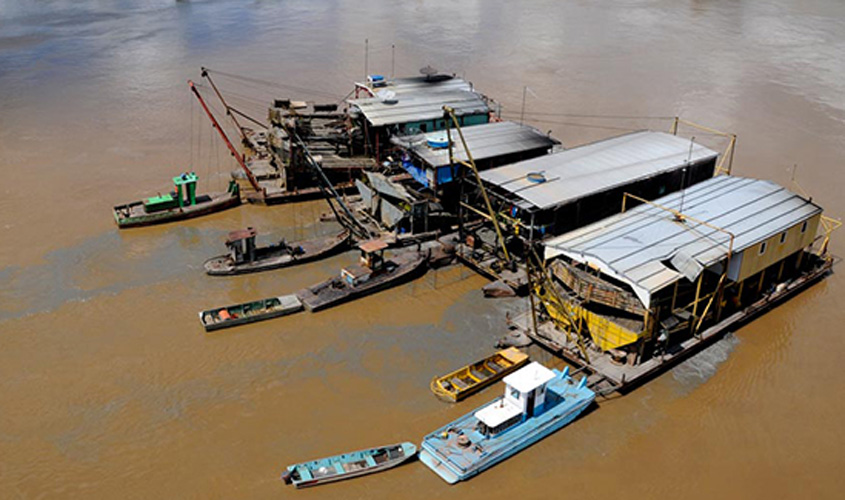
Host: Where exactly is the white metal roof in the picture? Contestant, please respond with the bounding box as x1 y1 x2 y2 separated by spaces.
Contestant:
504 362 556 393
544 176 822 308
391 121 559 168
479 131 719 210
371 76 473 94
348 89 488 127
474 398 523 428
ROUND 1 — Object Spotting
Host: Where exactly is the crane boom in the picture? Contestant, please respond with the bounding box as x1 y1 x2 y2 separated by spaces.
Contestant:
188 79 263 195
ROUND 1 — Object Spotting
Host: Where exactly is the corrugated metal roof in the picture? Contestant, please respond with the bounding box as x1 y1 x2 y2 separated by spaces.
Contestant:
479 131 719 210
375 76 473 94
391 121 559 168
544 176 823 308
348 89 489 127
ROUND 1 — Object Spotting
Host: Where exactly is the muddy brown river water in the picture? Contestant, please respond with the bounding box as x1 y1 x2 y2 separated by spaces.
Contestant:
2 1 845 498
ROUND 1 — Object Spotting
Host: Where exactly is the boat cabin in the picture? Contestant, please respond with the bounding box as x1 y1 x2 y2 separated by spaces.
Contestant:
143 172 200 213
358 239 388 270
225 227 258 264
339 239 389 286
474 362 555 436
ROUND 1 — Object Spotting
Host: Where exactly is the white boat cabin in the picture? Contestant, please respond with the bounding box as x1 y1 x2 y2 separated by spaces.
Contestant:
474 362 556 436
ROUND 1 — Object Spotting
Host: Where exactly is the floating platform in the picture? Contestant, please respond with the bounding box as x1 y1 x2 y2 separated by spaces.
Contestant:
296 250 428 312
520 258 833 392
203 230 350 276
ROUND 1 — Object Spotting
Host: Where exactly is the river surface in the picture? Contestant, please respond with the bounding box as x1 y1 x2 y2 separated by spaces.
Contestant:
2 1 845 498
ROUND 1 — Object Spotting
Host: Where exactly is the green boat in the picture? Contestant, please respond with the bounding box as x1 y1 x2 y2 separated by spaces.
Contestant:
112 172 240 229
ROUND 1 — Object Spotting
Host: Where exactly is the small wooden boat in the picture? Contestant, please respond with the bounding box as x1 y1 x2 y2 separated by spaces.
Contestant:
203 229 350 275
199 294 302 331
113 173 240 229
281 442 417 489
430 347 529 402
296 241 428 312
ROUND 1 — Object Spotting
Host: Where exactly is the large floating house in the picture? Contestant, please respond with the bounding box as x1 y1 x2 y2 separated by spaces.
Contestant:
391 120 559 192
471 130 720 241
347 75 492 159
532 175 833 388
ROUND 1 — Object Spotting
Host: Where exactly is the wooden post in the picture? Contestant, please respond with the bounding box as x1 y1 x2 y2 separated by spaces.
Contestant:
691 273 703 335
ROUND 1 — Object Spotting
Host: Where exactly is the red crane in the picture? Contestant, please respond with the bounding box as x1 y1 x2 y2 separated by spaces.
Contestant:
188 79 264 197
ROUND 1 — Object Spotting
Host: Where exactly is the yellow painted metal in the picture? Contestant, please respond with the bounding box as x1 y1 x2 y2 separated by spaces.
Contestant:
669 117 736 176
443 106 510 262
534 281 642 352
429 347 529 402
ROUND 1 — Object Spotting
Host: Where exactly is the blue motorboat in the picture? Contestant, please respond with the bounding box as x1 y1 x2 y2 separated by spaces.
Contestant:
281 442 417 488
419 362 594 484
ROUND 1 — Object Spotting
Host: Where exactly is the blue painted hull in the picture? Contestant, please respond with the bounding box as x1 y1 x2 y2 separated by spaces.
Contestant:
419 370 594 484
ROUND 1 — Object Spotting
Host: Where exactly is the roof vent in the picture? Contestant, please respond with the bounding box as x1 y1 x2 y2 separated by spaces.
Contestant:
527 172 546 184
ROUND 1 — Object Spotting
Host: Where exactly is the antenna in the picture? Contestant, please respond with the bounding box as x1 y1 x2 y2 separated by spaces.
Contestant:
676 136 695 220
364 38 369 80
391 44 395 79
520 86 538 125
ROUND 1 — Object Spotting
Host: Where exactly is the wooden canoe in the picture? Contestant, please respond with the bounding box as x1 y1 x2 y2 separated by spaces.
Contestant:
203 230 350 275
430 347 529 402
296 251 427 312
281 442 417 489
198 295 302 332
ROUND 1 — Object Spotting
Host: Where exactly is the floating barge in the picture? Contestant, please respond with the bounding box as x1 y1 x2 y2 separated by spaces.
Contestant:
420 362 594 484
281 442 417 489
523 175 839 392
430 347 529 402
203 228 350 275
113 174 240 229
456 130 721 291
296 241 428 312
199 295 302 332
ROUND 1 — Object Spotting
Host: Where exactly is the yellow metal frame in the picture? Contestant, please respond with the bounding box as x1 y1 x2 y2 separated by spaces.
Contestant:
444 106 511 262
670 117 737 176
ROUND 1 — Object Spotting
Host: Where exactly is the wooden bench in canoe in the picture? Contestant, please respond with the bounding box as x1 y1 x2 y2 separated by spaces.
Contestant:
281 442 417 489
198 295 302 332
430 347 529 402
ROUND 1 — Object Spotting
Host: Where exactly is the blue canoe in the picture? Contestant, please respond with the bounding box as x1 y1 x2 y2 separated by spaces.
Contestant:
419 362 594 484
281 442 417 488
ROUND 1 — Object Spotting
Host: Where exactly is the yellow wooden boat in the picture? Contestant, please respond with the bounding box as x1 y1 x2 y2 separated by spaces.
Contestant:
430 347 529 402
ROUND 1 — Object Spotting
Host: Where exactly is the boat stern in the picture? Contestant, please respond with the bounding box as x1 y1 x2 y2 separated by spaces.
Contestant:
418 447 460 484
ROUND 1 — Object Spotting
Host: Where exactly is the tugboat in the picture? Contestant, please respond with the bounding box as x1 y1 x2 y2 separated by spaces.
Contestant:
112 172 240 228
203 228 350 275
419 362 594 484
281 442 417 489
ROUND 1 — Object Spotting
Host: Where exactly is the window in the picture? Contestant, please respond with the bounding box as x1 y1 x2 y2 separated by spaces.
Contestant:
801 220 808 233
779 231 787 245
510 388 520 400
759 241 767 255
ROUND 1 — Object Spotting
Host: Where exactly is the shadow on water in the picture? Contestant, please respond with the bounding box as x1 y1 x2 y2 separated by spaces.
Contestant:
0 219 335 322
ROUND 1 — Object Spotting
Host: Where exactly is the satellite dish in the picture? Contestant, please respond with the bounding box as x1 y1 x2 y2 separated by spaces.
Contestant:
420 65 437 79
